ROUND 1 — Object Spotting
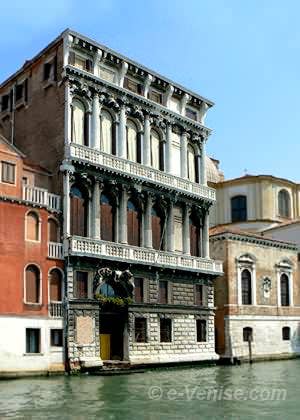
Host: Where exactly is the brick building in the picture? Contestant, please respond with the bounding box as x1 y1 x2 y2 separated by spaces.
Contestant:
0 134 64 376
0 30 223 370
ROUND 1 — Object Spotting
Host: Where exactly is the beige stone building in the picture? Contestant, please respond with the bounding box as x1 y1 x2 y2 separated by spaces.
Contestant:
211 226 300 362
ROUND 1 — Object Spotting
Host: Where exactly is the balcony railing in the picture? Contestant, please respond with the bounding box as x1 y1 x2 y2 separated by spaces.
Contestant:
69 236 223 275
48 242 64 259
49 302 63 318
23 185 61 211
69 143 216 201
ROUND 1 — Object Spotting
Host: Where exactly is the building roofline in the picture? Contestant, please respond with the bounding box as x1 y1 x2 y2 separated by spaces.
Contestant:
261 219 300 233
0 134 26 157
215 173 299 187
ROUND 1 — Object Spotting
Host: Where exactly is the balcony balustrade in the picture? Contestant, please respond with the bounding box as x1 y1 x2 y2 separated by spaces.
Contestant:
69 236 223 275
69 143 216 201
48 242 64 260
49 302 63 318
23 185 61 211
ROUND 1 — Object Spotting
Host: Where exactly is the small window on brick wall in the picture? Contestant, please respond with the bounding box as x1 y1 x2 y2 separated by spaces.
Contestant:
158 280 168 304
26 328 40 353
160 318 172 342
75 271 88 298
134 278 144 303
194 285 203 306
50 329 63 347
282 327 291 341
134 318 147 342
1 94 9 112
43 56 57 82
15 79 28 103
1 161 15 184
196 320 207 342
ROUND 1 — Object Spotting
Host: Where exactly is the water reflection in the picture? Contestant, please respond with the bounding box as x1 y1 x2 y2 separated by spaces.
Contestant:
0 360 299 419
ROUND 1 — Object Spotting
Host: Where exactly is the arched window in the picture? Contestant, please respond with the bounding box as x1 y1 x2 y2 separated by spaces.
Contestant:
126 120 140 163
282 326 291 341
100 193 115 242
187 145 196 183
280 273 290 306
127 199 141 246
151 205 165 250
25 265 40 304
70 185 88 237
231 195 247 222
243 327 253 342
100 110 113 154
150 129 164 170
190 213 201 257
241 269 252 305
71 99 88 146
48 219 59 242
26 212 39 241
278 189 291 218
49 269 62 302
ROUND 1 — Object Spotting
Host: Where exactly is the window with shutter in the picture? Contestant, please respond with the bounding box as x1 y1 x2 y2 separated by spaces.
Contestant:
75 271 88 299
70 186 88 237
50 329 63 347
158 281 168 304
25 265 40 304
48 219 59 242
134 278 144 303
160 318 172 342
1 161 15 184
196 320 207 342
127 200 141 246
26 212 39 241
26 328 40 353
135 318 147 342
280 274 290 306
100 193 115 242
194 285 203 306
49 269 62 302
241 269 252 305
152 206 164 250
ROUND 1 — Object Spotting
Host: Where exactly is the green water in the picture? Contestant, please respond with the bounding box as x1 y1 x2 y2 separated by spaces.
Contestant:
0 360 299 419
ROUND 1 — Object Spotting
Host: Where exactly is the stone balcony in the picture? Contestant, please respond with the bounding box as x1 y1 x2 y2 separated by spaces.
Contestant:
48 242 64 260
23 185 61 212
49 302 63 318
68 236 223 275
68 143 216 201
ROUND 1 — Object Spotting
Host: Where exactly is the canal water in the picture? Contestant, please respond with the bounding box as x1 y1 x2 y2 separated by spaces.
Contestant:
0 359 299 419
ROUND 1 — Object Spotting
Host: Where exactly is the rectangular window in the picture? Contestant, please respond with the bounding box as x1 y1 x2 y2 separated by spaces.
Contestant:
98 66 116 83
195 285 203 306
185 108 197 121
149 90 162 104
75 271 88 299
159 281 168 304
1 162 15 184
134 278 144 303
1 94 9 112
160 318 172 342
135 318 147 342
26 328 40 353
196 320 207 342
16 84 23 101
50 329 63 347
124 77 143 94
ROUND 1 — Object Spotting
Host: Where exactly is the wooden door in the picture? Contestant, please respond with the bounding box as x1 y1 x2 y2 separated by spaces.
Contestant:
152 210 162 250
127 204 140 246
49 270 62 302
71 196 87 236
100 334 111 360
190 219 200 257
101 202 114 241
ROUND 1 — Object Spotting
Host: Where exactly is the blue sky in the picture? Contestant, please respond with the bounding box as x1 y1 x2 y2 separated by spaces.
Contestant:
1 0 299 181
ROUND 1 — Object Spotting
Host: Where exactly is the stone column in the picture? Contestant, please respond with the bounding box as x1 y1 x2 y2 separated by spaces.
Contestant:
144 193 153 248
180 131 188 179
92 180 101 239
165 123 172 173
143 74 153 98
202 212 210 258
167 200 175 252
143 113 151 166
93 49 102 75
91 93 100 149
183 204 190 255
200 140 207 186
119 61 128 87
119 186 128 244
60 162 75 238
118 104 127 159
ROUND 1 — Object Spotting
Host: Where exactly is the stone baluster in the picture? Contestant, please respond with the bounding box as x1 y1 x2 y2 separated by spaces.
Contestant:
167 200 175 252
119 186 128 244
118 104 127 159
183 204 191 255
180 130 188 179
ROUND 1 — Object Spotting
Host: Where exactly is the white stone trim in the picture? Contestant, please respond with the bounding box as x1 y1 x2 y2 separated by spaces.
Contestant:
225 315 300 321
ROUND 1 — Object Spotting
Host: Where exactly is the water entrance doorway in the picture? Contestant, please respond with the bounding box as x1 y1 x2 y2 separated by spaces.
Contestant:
100 313 126 361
